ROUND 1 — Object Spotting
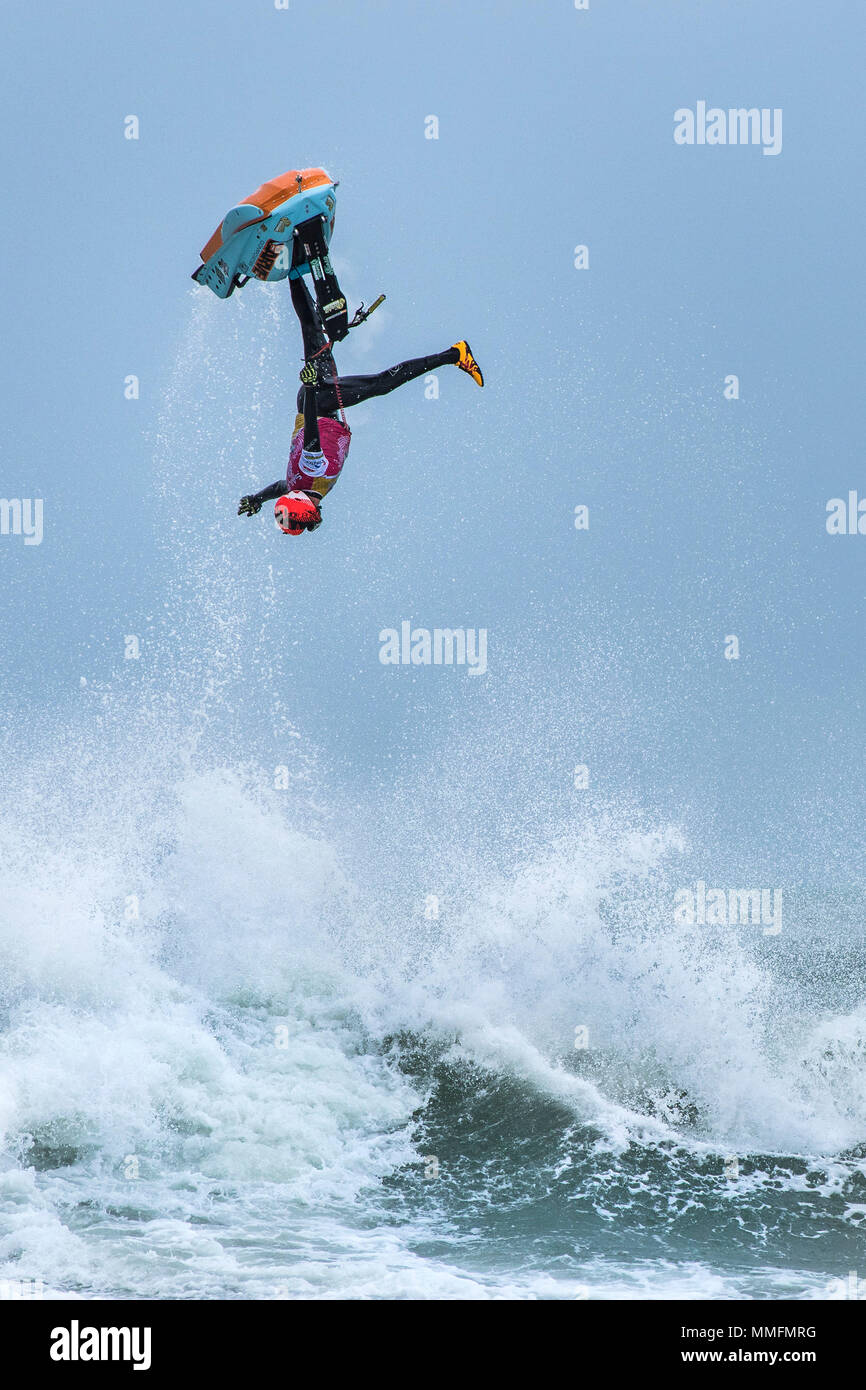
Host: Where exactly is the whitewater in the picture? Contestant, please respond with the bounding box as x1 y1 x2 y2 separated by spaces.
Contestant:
1 292 864 1301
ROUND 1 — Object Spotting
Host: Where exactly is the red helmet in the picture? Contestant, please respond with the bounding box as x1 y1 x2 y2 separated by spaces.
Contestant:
275 491 322 535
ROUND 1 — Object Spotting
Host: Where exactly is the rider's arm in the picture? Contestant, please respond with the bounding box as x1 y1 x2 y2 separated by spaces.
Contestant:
239 370 325 516
301 382 324 462
255 479 290 503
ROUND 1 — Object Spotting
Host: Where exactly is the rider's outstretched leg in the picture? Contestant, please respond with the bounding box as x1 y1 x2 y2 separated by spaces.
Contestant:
306 348 460 416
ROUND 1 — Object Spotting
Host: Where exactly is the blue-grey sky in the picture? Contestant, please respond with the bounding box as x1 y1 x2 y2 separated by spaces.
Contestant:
2 0 864 886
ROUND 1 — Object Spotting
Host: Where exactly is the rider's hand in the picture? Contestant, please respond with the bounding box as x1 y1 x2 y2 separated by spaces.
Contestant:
238 494 263 517
299 361 318 386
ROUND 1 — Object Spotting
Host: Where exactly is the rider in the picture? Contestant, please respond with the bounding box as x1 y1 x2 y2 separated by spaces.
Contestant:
238 276 484 535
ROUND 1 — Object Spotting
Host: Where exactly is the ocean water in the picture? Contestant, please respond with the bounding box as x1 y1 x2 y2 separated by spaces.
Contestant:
1 296 864 1302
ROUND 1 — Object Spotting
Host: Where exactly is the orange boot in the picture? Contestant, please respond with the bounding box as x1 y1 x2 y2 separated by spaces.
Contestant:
452 340 484 388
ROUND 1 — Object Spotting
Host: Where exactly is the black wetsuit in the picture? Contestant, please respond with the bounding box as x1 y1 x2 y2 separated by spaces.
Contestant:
291 276 457 419
248 278 459 507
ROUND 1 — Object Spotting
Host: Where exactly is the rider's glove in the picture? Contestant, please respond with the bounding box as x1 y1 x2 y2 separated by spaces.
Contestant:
299 361 318 386
238 494 263 517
